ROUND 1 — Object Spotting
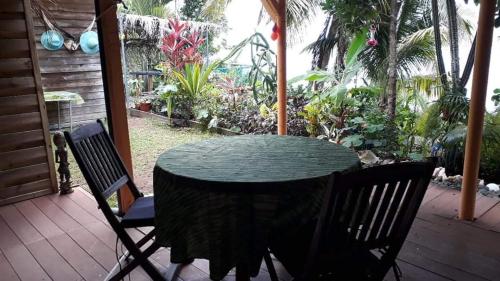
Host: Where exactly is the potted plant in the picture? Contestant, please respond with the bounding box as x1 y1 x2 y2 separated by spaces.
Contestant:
136 96 153 112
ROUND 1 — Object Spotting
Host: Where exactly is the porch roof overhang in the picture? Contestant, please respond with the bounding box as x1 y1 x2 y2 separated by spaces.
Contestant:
93 0 497 219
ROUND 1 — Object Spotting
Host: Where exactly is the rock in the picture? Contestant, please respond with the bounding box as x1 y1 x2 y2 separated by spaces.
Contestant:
381 159 395 165
358 150 380 165
435 168 447 182
447 175 463 184
432 167 443 178
486 183 500 192
479 179 485 187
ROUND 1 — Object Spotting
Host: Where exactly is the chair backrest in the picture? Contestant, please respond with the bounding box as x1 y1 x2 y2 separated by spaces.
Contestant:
303 160 435 280
64 120 142 212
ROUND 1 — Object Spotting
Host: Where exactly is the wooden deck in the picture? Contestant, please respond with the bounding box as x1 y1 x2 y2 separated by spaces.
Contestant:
0 184 499 281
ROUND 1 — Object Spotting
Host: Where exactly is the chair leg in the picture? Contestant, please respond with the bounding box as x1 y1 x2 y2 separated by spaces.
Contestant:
136 228 156 248
264 250 279 281
107 242 165 281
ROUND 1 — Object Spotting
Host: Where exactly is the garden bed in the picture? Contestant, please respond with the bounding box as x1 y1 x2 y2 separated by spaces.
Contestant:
128 108 241 136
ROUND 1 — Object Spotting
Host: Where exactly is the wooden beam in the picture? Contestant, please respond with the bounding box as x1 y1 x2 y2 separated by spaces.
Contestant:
276 0 287 135
94 0 135 212
23 0 58 193
260 0 280 23
459 0 496 221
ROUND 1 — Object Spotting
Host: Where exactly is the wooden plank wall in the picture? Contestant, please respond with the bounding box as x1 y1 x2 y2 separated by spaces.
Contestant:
0 0 58 205
34 0 106 129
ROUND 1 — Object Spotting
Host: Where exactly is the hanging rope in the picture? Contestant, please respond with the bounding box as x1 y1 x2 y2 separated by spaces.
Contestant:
95 0 128 22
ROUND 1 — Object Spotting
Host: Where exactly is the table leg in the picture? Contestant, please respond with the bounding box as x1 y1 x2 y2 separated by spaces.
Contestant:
235 265 250 281
69 101 73 131
57 101 61 130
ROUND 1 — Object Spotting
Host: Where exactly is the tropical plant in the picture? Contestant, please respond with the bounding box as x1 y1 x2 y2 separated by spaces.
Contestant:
123 0 172 17
306 0 438 120
492 88 500 108
293 32 370 140
192 84 224 129
128 78 144 97
173 61 220 98
224 33 277 105
160 19 205 70
181 0 206 21
154 84 178 118
480 112 500 181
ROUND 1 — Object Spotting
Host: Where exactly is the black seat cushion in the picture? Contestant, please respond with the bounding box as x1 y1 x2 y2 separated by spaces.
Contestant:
121 196 155 228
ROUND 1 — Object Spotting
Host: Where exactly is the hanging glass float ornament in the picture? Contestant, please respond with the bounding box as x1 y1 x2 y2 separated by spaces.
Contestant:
271 23 280 41
367 24 378 47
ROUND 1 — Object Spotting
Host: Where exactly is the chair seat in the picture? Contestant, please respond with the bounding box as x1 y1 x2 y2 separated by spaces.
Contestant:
270 222 384 281
121 196 155 228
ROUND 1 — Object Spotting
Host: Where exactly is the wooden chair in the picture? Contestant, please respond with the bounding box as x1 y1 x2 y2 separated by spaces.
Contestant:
64 119 166 281
267 160 436 281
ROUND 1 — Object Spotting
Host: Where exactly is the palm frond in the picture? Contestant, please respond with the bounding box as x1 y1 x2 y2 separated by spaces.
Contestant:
286 0 322 44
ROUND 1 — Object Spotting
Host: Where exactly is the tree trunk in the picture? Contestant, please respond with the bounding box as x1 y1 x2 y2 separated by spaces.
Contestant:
446 0 460 91
334 26 347 72
460 33 476 89
431 0 449 92
386 0 401 120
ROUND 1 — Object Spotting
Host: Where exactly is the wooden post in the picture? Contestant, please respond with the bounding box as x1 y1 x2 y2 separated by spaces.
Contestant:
276 0 287 135
94 0 135 212
459 0 496 221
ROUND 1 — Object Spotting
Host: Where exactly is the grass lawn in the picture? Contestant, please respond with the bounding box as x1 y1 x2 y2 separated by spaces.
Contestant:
67 116 219 195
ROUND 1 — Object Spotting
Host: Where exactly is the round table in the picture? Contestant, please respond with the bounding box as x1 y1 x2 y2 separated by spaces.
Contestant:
153 135 360 280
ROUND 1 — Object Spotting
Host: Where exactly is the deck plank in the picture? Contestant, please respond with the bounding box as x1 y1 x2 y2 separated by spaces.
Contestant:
385 260 452 281
26 238 82 281
66 188 109 225
14 200 65 239
1 187 499 281
419 188 460 219
67 225 150 281
47 193 101 226
31 195 81 232
474 195 500 219
47 233 108 281
476 201 500 232
0 205 44 245
401 217 500 280
0 250 20 281
0 216 51 281
421 184 448 205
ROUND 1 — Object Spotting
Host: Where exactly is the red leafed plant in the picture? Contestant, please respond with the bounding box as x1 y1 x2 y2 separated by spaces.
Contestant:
160 18 205 70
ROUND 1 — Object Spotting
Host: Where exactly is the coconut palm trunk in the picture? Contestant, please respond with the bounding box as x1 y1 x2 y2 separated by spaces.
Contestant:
386 0 402 120
446 0 460 91
460 33 476 89
431 0 449 91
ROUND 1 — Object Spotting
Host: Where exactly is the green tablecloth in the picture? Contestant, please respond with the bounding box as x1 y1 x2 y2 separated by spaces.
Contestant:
153 135 360 280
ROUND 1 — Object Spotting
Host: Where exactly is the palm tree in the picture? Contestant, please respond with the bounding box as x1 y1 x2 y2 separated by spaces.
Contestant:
202 0 321 43
303 13 347 72
303 0 379 72
431 0 477 94
432 0 449 91
386 0 402 119
358 0 436 116
446 0 460 91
